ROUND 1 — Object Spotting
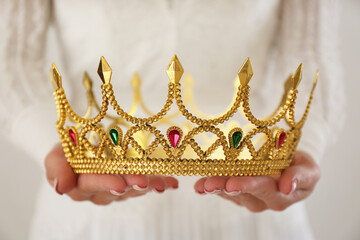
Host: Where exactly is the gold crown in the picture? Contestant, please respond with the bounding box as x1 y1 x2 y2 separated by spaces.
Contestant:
50 55 317 176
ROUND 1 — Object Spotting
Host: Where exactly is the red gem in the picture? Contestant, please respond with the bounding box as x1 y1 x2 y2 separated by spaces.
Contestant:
277 131 286 148
168 129 181 147
69 129 77 146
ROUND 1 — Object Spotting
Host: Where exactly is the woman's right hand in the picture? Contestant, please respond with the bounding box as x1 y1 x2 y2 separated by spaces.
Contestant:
45 143 178 205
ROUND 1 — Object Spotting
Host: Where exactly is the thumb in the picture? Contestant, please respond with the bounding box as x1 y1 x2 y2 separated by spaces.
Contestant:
44 143 77 194
278 165 300 195
278 151 320 195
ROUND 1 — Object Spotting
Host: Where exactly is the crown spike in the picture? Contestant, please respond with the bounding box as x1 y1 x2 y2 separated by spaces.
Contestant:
166 55 184 84
276 74 293 107
83 72 93 91
292 63 303 89
50 63 62 90
131 72 142 88
284 74 293 93
238 57 253 86
97 56 112 84
313 70 319 89
183 73 194 87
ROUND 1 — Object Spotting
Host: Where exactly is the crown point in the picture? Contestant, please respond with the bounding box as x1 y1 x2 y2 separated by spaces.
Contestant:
183 73 194 88
131 72 142 88
284 74 293 93
50 63 62 90
292 63 303 89
166 54 184 84
313 70 319 88
82 72 93 91
238 57 253 86
97 56 112 84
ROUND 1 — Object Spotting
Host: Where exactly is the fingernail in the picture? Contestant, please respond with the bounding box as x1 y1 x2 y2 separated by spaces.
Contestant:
289 179 298 195
110 190 125 196
132 185 148 191
204 189 222 194
195 191 206 195
224 190 241 196
152 188 165 194
53 178 63 195
169 184 178 190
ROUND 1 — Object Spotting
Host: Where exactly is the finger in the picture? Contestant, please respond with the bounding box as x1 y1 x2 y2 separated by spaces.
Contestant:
278 166 301 195
225 175 310 211
204 176 229 193
122 174 148 190
70 184 148 204
148 176 166 193
278 153 320 195
225 176 286 211
118 188 150 199
278 165 319 195
194 177 207 194
225 176 276 194
44 143 77 194
219 192 267 212
91 186 152 205
237 194 267 212
91 197 113 205
217 191 239 202
225 176 280 203
90 191 120 205
163 176 179 189
77 174 127 195
66 188 91 202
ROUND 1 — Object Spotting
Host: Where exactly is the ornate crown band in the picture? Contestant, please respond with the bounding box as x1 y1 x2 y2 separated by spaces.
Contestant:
51 55 317 176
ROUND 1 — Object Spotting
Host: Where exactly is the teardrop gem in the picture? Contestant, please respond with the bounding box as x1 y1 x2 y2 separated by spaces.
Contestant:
168 129 181 147
232 131 242 148
109 128 119 146
277 131 286 148
69 129 77 146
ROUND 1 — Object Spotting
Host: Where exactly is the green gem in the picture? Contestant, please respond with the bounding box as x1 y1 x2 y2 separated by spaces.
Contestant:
232 131 242 148
109 128 119 146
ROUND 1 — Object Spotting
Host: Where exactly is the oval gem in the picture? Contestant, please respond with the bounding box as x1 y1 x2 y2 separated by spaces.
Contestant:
232 131 242 148
168 129 181 147
69 129 77 146
109 128 119 146
277 131 286 148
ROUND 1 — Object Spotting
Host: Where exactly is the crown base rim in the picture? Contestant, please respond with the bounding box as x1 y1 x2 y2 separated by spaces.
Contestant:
68 157 292 176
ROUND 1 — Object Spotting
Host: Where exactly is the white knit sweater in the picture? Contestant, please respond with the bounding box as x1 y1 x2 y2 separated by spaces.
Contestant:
0 0 344 239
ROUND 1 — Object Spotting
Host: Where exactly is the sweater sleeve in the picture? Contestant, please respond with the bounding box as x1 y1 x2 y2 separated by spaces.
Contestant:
0 0 57 167
274 0 345 163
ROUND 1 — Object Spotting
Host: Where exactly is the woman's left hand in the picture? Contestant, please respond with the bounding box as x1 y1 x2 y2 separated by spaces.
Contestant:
194 151 320 212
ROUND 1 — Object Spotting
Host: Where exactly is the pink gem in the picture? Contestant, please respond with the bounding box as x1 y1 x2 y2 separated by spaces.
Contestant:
69 129 77 146
277 131 286 148
168 129 181 147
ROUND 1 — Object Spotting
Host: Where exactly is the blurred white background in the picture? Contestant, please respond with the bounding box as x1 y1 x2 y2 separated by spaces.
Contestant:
1 0 359 239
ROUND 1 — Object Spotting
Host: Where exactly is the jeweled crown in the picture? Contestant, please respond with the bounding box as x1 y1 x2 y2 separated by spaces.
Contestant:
51 55 317 176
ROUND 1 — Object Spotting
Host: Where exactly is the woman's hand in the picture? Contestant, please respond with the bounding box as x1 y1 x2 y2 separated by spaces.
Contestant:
45 143 178 205
194 151 320 212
